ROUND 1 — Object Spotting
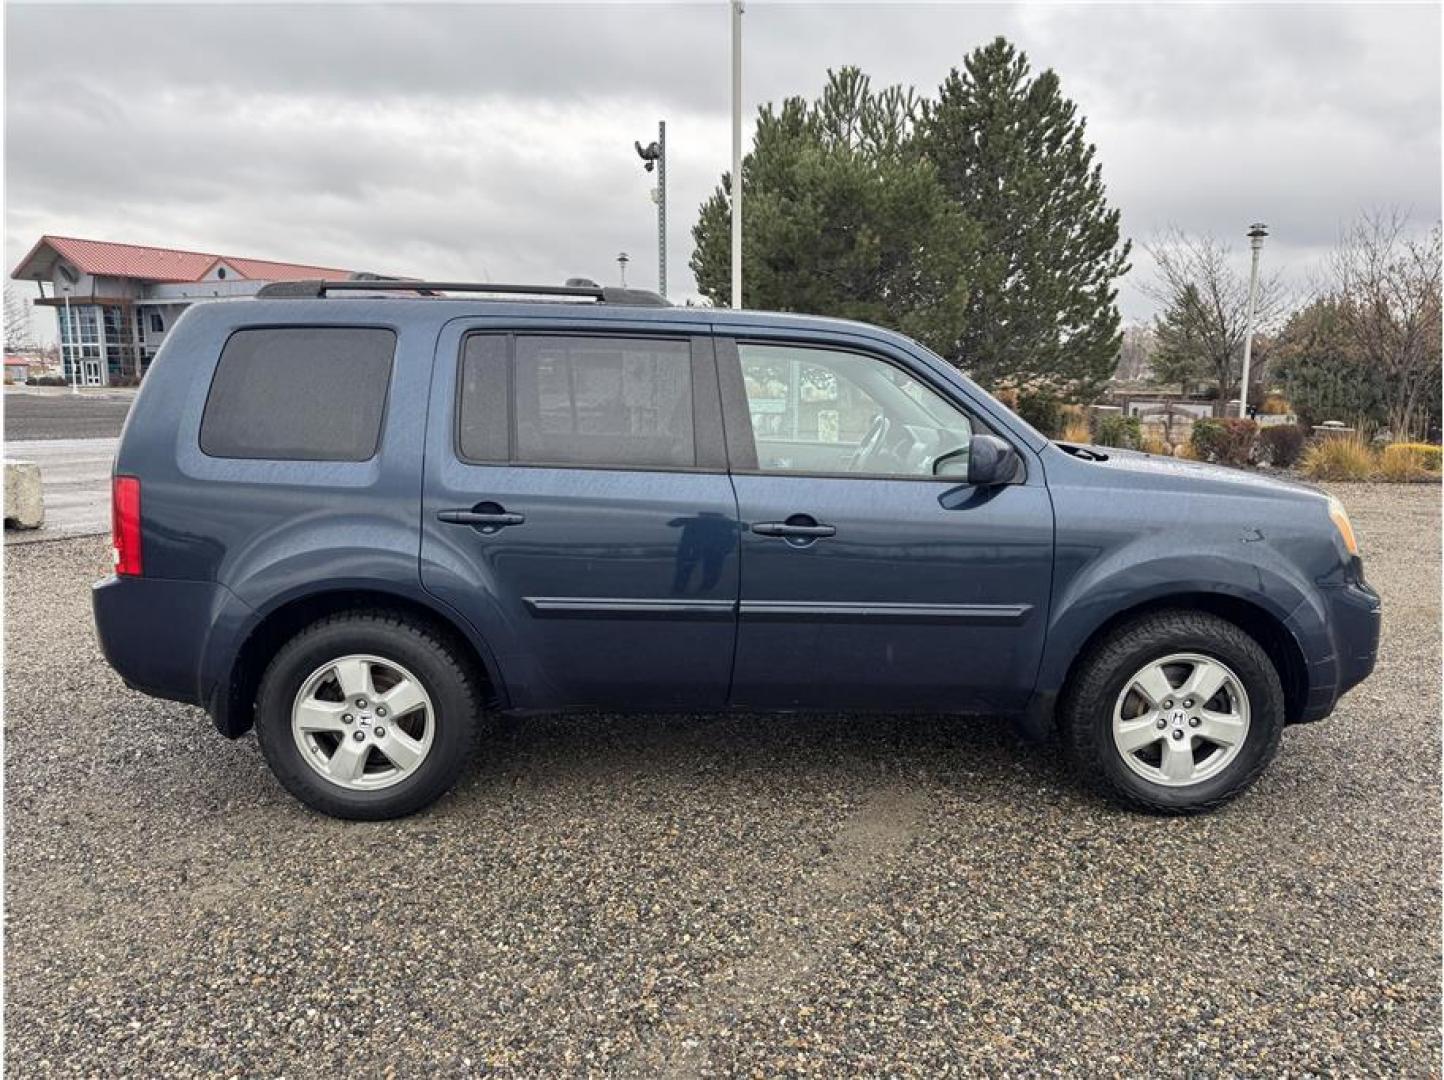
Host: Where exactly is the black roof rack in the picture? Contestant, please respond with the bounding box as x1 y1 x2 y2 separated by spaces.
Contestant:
254 279 671 307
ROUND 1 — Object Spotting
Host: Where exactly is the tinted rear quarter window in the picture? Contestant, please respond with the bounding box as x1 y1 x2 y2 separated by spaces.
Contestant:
200 327 395 461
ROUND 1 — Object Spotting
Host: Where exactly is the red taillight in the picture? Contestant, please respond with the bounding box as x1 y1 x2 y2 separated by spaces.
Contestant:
112 475 143 576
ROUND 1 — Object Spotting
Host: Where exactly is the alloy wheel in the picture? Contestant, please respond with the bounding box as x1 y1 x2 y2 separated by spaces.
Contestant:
290 653 436 791
1111 652 1251 787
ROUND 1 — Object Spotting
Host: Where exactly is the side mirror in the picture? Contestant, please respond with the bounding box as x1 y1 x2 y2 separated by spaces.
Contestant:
962 434 1022 486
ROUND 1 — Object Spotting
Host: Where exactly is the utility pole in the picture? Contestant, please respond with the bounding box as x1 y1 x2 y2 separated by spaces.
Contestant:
1239 223 1268 418
730 0 744 309
634 121 667 298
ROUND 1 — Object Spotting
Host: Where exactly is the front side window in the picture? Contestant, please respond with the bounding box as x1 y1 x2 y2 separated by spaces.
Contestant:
458 334 695 469
737 343 974 478
200 327 395 460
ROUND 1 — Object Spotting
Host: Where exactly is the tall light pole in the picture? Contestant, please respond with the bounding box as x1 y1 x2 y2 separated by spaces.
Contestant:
62 288 78 395
730 0 744 309
634 122 666 298
1238 222 1268 418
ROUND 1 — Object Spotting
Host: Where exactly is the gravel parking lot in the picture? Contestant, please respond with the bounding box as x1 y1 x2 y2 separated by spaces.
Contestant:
4 481 1438 1077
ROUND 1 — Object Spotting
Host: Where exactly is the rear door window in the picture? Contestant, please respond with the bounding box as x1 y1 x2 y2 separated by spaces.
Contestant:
200 327 395 461
458 334 697 469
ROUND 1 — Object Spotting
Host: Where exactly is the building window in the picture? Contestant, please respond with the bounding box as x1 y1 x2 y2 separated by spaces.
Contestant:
216 267 227 280
57 304 99 344
149 312 165 334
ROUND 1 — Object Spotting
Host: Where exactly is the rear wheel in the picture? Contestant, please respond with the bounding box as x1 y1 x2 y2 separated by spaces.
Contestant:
1062 610 1284 813
255 612 482 819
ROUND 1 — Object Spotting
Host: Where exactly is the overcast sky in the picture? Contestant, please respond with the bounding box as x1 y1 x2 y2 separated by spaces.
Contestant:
5 2 1440 339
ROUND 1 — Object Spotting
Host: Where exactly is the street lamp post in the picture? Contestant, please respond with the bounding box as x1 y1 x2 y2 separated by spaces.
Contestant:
62 289 78 395
634 122 666 298
730 0 744 309
1238 223 1268 418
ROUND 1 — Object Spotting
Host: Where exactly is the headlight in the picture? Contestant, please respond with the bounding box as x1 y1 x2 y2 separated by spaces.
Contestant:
1327 496 1359 557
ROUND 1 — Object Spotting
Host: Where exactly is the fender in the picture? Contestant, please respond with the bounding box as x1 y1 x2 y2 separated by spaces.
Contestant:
200 544 511 736
1023 542 1332 741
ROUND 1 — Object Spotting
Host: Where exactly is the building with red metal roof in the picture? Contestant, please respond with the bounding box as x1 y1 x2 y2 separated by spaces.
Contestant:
10 236 377 386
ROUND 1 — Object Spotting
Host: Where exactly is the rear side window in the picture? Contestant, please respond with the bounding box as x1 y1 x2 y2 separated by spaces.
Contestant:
200 327 395 461
458 334 696 469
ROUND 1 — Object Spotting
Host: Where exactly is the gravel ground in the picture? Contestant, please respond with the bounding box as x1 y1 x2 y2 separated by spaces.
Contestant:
4 481 1439 1077
3 390 134 442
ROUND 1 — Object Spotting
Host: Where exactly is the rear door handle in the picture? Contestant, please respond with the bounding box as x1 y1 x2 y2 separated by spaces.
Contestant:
437 505 525 531
752 520 836 538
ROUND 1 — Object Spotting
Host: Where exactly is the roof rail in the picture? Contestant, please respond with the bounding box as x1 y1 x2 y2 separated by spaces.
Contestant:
254 279 671 307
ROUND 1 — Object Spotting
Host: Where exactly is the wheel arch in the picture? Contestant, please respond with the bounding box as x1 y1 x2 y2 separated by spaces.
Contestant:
1052 592 1310 731
209 587 507 738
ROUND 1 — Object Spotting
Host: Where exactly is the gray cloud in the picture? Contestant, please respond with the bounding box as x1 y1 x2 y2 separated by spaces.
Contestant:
6 2 1439 337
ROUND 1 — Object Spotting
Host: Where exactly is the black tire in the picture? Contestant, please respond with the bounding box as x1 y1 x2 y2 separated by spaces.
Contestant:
1061 609 1284 814
255 611 483 820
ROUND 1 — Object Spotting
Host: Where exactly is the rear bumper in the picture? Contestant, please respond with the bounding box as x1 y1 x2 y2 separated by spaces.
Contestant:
1296 581 1381 723
92 574 237 707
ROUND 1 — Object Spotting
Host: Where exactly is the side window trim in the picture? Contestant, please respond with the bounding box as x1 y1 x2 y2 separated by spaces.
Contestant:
453 329 727 473
714 335 1020 482
714 336 759 472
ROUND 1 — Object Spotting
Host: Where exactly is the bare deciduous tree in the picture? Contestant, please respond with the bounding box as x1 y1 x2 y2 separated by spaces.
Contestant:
1115 324 1157 382
3 283 36 352
1328 210 1442 439
1143 229 1288 405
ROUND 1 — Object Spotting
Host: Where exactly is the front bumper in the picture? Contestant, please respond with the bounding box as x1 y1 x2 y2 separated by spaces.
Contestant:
1295 580 1381 723
1329 580 1382 695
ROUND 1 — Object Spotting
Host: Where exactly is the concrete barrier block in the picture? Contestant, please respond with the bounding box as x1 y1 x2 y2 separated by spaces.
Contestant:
4 461 44 530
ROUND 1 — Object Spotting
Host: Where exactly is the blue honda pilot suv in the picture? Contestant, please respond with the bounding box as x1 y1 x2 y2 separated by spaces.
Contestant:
92 280 1381 819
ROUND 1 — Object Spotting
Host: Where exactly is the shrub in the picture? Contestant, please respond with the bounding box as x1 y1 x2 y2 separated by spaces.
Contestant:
1379 443 1443 481
1059 414 1092 444
1257 424 1307 468
1140 432 1169 456
1300 438 1375 481
1016 394 1063 438
1093 414 1141 450
1260 394 1292 415
1391 442 1442 471
1191 418 1258 466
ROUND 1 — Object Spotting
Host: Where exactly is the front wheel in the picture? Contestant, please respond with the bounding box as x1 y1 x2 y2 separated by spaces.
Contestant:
255 612 483 820
1062 610 1285 813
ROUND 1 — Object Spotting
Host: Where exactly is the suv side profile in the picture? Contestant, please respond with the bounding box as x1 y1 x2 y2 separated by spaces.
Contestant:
93 281 1381 820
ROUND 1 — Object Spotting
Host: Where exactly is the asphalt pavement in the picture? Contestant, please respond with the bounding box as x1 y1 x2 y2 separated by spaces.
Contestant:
2 481 1438 1076
3 389 131 541
4 387 134 442
2 437 117 539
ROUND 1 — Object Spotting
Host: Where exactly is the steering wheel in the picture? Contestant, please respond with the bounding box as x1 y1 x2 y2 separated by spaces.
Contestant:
847 414 892 472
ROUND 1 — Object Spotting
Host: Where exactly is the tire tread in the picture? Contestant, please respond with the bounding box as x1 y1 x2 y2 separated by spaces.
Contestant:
1061 609 1284 814
255 609 484 820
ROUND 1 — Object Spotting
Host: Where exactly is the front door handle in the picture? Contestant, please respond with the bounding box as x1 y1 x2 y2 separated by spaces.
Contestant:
437 504 526 533
752 518 836 539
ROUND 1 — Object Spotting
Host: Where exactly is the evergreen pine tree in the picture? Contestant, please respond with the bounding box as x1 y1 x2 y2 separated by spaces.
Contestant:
919 37 1130 399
